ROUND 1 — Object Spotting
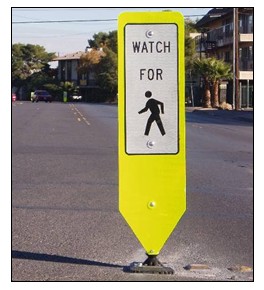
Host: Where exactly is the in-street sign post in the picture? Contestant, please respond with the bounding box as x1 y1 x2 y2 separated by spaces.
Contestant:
118 11 186 274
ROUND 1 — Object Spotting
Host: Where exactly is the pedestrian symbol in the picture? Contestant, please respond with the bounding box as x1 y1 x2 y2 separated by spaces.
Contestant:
138 91 166 136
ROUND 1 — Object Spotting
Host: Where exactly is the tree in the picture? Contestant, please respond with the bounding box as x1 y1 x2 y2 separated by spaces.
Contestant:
87 31 118 101
193 58 213 107
12 44 55 82
77 49 105 84
88 31 117 53
193 57 232 108
209 59 232 107
12 43 56 96
96 47 117 100
185 19 198 71
60 81 75 95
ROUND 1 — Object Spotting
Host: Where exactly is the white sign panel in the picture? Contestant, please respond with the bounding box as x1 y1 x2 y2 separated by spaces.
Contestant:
125 24 178 154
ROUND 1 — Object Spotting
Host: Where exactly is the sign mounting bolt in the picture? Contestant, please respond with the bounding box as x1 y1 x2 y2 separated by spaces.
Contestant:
148 201 156 209
147 140 155 149
146 30 154 38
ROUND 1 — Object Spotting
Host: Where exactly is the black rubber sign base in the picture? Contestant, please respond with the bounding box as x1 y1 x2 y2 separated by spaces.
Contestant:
129 262 175 274
125 255 174 275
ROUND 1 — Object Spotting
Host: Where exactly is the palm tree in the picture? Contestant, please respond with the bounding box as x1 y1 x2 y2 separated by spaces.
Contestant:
193 57 232 108
193 58 213 108
60 81 75 96
210 59 232 107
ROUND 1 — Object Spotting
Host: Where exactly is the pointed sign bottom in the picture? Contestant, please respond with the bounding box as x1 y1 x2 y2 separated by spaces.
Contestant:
119 159 186 255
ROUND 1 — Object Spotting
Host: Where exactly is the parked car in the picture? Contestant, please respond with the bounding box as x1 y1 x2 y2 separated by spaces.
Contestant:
71 95 82 102
12 93 17 102
31 90 52 103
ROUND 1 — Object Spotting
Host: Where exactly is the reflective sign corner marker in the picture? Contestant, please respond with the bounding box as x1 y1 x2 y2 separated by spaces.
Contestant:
118 12 186 255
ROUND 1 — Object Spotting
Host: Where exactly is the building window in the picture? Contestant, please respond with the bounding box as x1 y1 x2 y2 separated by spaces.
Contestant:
240 13 253 33
67 61 72 81
225 51 231 63
239 46 253 71
60 62 66 81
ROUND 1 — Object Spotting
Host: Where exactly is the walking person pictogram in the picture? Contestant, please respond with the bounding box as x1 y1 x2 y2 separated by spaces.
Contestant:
138 91 166 136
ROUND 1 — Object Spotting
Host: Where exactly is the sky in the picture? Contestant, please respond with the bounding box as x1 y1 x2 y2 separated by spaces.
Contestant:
12 7 212 57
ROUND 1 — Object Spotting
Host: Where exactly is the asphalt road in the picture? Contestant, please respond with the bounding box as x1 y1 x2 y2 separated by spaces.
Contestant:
12 101 253 281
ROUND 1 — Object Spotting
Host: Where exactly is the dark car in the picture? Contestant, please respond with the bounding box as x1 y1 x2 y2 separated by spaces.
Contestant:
31 90 52 103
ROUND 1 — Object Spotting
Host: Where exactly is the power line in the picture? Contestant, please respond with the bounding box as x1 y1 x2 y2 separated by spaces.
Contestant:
12 19 117 24
12 14 206 24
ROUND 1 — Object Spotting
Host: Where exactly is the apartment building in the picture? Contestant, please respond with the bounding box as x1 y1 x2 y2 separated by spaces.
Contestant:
195 8 253 108
54 50 97 87
54 50 103 101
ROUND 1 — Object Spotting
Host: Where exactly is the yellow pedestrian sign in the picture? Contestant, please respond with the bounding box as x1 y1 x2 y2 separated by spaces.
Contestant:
118 11 186 269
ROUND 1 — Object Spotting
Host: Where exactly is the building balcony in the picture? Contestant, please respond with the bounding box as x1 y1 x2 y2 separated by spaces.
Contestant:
196 21 253 52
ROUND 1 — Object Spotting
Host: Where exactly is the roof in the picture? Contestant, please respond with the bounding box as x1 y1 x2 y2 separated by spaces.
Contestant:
196 8 233 28
53 51 85 61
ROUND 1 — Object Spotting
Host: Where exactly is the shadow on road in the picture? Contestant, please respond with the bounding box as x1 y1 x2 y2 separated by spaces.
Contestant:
12 250 124 269
186 110 253 127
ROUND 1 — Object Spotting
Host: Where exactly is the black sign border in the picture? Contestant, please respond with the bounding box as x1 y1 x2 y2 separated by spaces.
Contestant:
124 23 180 156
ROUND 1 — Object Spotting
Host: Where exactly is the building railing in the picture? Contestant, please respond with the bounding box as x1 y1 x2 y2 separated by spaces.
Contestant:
196 20 253 51
207 23 233 47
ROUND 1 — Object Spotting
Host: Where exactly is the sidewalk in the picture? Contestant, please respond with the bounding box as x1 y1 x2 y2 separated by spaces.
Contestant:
186 106 254 123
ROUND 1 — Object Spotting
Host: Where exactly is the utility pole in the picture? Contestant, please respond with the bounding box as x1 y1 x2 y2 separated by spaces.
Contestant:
233 8 240 110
